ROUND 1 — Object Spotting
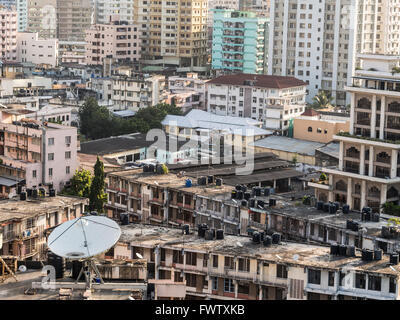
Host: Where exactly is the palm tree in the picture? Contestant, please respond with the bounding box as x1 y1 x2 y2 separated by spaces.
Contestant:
311 90 334 110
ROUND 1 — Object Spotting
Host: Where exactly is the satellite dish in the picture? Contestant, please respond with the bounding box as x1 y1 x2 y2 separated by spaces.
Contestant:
19 265 27 272
136 253 143 259
48 215 121 260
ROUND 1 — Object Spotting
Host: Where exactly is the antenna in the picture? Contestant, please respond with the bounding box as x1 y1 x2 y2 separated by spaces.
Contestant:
48 216 121 289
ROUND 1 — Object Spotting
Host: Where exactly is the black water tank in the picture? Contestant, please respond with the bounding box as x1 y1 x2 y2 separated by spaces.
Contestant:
374 249 382 261
272 233 281 244
205 230 214 240
207 176 214 184
333 202 340 211
253 187 261 197
390 253 399 265
32 189 38 198
49 189 56 197
352 222 359 232
346 220 353 230
346 246 356 257
143 164 149 172
244 192 251 201
20 191 26 201
342 204 350 214
339 244 347 256
263 236 272 247
269 199 276 207
26 188 32 197
17 185 22 195
259 232 265 242
241 185 247 193
372 213 380 222
148 164 155 173
235 185 242 191
156 164 164 174
241 200 248 207
317 201 324 210
323 203 330 212
198 225 207 237
330 244 339 255
264 188 270 196
249 198 256 208
71 260 83 280
216 178 223 186
361 249 374 261
183 224 190 235
231 190 237 199
120 213 129 225
216 229 224 240
47 251 66 279
329 204 337 214
210 229 216 238
236 191 243 200
252 231 261 243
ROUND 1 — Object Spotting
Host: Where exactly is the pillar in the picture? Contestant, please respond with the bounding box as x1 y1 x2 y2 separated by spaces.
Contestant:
328 175 334 202
350 93 356 135
380 184 387 208
369 146 374 177
379 95 386 140
371 95 377 138
361 180 367 209
359 144 365 175
339 141 344 171
391 149 398 179
347 177 352 207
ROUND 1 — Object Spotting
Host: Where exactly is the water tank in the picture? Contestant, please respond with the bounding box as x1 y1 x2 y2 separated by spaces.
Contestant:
323 203 330 212
264 188 270 197
269 199 276 207
231 190 237 199
32 189 38 199
257 200 265 208
333 202 340 211
185 179 192 188
390 253 399 265
236 191 243 200
329 204 337 214
339 244 347 256
143 165 149 172
252 231 261 243
241 185 247 192
352 222 359 232
302 196 311 205
346 220 353 230
316 201 324 211
342 204 350 214
361 249 374 261
17 185 22 195
216 178 223 186
263 236 272 247
372 213 380 222
241 200 248 207
374 249 382 261
330 244 339 255
71 260 83 280
47 251 66 279
272 233 281 244
259 232 265 242
346 245 355 257
198 224 207 237
26 189 32 197
216 229 224 240
183 224 190 235
205 230 214 240
253 187 262 197
235 185 242 191
49 189 56 197
207 176 214 184
20 192 26 201
148 164 155 173
156 164 164 174
244 192 251 201
249 198 256 208
120 213 129 225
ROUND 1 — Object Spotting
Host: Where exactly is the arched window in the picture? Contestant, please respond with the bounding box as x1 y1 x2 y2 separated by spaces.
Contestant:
346 146 360 158
335 180 347 192
388 101 400 113
387 187 399 199
376 151 391 164
357 97 371 110
368 186 380 197
354 183 361 194
308 127 313 132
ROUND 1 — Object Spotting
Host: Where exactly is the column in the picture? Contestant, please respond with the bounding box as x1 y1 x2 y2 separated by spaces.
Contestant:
391 149 398 179
380 184 387 208
371 95 377 138
379 95 386 140
273 180 277 189
347 177 352 207
328 175 334 202
339 141 344 171
350 93 356 135
369 146 374 177
361 180 367 209
359 144 365 175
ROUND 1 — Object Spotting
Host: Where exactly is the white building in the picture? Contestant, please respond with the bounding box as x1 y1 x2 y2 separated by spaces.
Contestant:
94 0 134 24
0 77 52 97
16 0 27 31
86 77 113 107
0 7 17 62
206 74 307 134
16 32 58 67
268 0 400 107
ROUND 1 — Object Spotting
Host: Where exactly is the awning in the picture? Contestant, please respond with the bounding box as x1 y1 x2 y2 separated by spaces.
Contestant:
0 177 25 187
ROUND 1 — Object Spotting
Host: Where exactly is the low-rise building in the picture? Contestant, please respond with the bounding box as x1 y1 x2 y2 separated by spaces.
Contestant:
58 40 86 65
16 32 58 67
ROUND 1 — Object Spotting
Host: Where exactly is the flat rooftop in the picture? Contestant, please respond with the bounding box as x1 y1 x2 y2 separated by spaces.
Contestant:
119 224 400 276
0 196 87 223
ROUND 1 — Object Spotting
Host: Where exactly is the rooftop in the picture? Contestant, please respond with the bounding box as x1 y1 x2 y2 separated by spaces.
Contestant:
0 196 87 223
251 136 326 157
207 74 307 89
119 224 400 276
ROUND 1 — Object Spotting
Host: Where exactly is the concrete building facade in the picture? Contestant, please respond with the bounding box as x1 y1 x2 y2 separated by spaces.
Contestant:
0 7 17 62
17 32 58 67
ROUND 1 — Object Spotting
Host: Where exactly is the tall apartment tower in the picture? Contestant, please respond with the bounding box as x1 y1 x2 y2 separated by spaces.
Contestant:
26 0 57 39
239 0 270 17
94 0 134 24
268 0 400 107
16 0 27 31
211 9 269 74
310 54 400 213
133 0 208 72
0 6 17 62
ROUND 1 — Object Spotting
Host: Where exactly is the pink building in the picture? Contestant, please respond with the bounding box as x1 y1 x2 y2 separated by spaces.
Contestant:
85 18 141 65
0 107 79 197
0 6 17 62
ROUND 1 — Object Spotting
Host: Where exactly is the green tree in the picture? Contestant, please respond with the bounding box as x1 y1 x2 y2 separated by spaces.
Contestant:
67 169 93 197
89 156 107 213
311 90 334 110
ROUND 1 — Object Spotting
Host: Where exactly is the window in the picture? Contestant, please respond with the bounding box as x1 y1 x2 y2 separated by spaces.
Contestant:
48 138 54 145
185 273 197 287
238 258 250 272
32 170 37 178
308 269 321 285
212 255 218 268
211 277 218 290
48 168 53 177
173 250 183 264
328 271 335 286
48 153 54 161
224 278 234 292
203 254 208 267
308 127 312 132
224 256 235 270
390 277 396 293
355 273 366 289
160 248 166 262
238 283 249 295
277 264 288 278
368 275 381 291
65 151 71 159
186 252 197 266
66 166 70 174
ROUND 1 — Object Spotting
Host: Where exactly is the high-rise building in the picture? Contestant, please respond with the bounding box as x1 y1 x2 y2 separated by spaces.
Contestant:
310 54 400 213
94 0 134 24
207 0 239 28
26 0 57 39
268 0 400 107
133 0 208 73
0 6 17 62
85 18 141 65
211 9 269 75
16 0 27 31
239 0 270 17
